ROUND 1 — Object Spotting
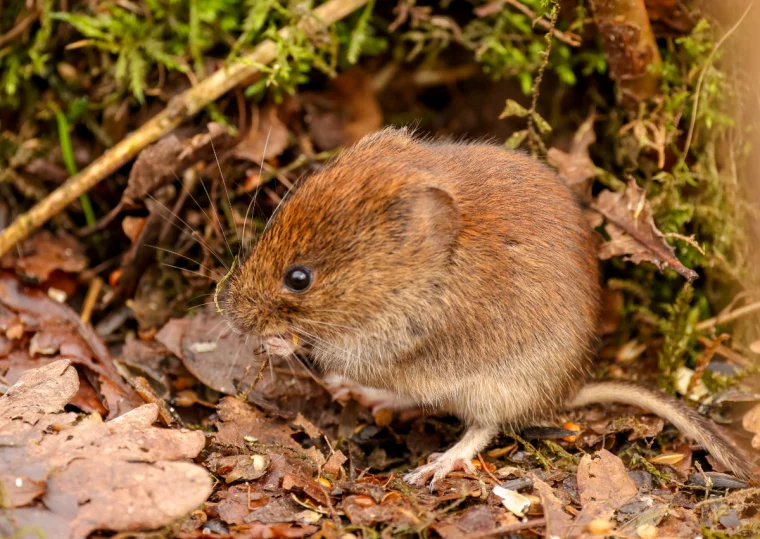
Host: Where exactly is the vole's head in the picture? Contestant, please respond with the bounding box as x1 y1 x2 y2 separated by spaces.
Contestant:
225 128 459 359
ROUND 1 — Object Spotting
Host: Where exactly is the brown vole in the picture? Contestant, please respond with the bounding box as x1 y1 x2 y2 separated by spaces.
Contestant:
225 127 756 487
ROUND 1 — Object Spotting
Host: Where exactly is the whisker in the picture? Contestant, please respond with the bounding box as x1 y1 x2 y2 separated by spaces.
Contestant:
184 184 224 249
161 263 217 280
147 193 229 270
187 301 218 311
196 177 233 260
225 337 244 387
210 136 235 257
298 318 356 332
147 244 222 278
296 328 364 365
242 122 273 259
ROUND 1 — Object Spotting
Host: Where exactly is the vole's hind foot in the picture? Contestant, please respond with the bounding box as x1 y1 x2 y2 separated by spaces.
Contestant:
404 454 477 490
403 424 498 490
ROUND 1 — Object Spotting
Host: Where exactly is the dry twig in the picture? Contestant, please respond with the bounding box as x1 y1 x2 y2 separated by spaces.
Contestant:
0 0 369 258
696 300 760 331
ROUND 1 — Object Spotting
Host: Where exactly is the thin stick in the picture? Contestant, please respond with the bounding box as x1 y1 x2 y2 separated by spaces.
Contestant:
241 356 270 400
0 0 369 258
696 300 760 331
0 9 41 49
80 276 103 324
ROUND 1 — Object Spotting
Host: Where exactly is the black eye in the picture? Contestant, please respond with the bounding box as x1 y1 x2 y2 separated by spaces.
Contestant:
284 266 312 292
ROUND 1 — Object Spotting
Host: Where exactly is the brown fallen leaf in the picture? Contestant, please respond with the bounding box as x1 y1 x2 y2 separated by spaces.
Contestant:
547 113 597 193
0 359 79 425
44 458 211 538
0 474 46 508
741 402 760 449
606 415 666 441
123 122 232 206
574 449 639 534
303 68 384 150
217 484 258 525
324 450 348 477
532 477 574 539
0 230 87 283
591 181 698 282
233 105 290 163
0 359 213 537
156 308 264 395
293 412 323 439
0 506 73 538
0 274 141 418
341 494 422 529
212 397 319 476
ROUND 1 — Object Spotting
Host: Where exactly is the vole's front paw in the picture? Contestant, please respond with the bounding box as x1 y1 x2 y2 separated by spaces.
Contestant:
404 454 477 491
323 374 419 415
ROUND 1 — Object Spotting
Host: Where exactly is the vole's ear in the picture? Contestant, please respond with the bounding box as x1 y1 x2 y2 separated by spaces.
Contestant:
404 185 460 251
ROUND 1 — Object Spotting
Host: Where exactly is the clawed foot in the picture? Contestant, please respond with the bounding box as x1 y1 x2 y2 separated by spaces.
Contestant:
403 424 498 490
404 453 477 491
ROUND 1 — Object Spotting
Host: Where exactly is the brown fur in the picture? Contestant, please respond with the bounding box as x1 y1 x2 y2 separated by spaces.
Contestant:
226 127 756 481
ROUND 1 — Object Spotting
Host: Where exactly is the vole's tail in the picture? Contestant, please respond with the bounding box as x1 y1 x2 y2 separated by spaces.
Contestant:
570 381 757 481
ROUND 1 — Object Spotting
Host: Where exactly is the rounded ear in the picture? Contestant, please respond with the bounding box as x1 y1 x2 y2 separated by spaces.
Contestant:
407 185 460 250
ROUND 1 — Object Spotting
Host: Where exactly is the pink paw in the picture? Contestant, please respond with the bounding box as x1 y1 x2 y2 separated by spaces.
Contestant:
404 454 477 491
323 374 418 415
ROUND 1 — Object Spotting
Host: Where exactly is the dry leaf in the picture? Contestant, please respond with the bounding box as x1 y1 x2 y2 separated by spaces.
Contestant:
304 68 383 150
649 453 686 465
44 458 211 538
532 477 574 539
156 308 264 395
0 230 87 282
575 449 638 531
206 453 271 483
0 474 46 508
742 402 760 449
547 114 596 191
0 359 212 537
0 274 141 418
493 485 531 517
592 181 698 282
324 451 348 476
124 122 232 205
234 105 289 163
0 359 78 425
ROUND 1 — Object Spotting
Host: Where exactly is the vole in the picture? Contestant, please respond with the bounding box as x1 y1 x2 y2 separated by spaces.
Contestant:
225 127 755 487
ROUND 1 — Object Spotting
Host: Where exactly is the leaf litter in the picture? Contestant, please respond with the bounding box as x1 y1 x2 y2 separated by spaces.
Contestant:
0 360 211 538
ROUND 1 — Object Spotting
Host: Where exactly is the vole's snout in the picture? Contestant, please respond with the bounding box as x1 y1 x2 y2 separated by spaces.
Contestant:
224 281 270 334
225 292 300 357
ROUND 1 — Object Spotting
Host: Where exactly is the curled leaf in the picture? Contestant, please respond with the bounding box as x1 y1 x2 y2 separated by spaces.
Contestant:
591 181 698 282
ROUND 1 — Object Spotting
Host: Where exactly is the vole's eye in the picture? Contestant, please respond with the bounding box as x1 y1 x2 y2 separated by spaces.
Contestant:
284 266 312 292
